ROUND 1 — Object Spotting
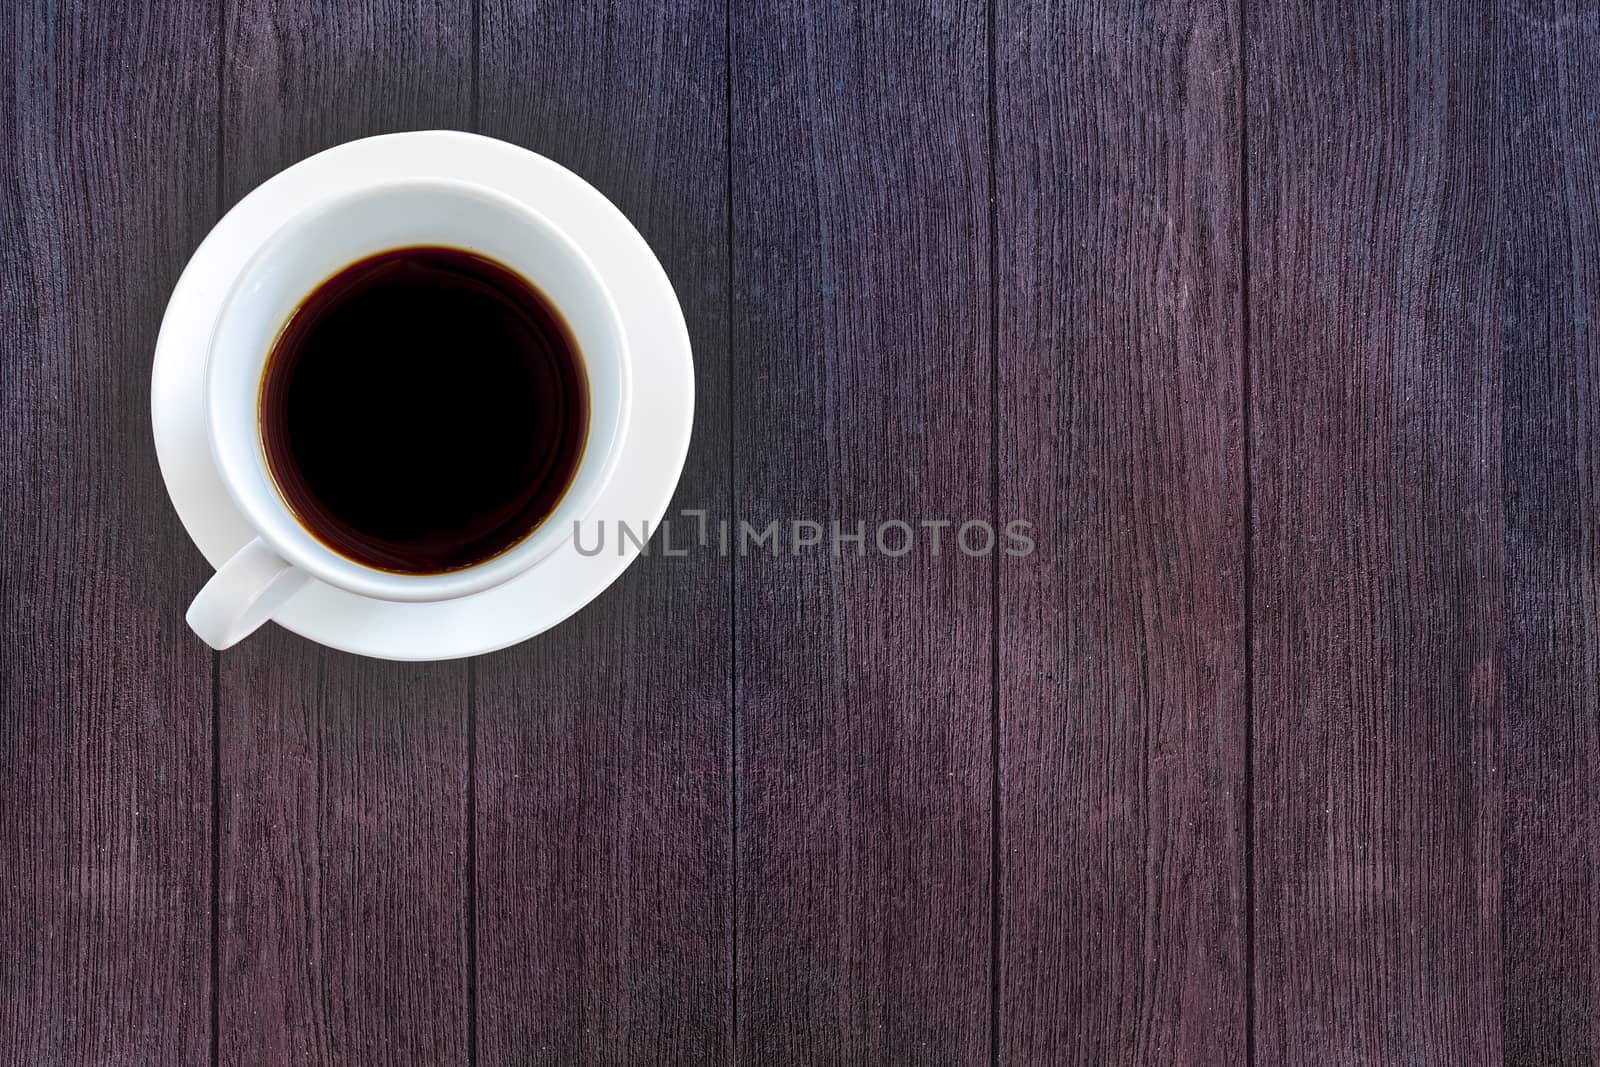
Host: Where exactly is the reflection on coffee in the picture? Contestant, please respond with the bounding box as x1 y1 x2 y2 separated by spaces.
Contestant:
259 247 588 574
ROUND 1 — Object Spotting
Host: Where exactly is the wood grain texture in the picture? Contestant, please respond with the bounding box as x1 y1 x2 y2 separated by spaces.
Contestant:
1248 1 1504 1061
730 2 993 1061
0 2 219 1063
473 2 732 1063
1502 5 1600 1064
215 1 474 1063
995 0 1248 1063
217 652 470 1064
12 2 1600 1064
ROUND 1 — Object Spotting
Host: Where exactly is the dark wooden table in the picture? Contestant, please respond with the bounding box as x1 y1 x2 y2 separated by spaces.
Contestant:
4 1 1597 1064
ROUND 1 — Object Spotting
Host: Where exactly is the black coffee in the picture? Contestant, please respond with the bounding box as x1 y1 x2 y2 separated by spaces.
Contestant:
259 246 588 574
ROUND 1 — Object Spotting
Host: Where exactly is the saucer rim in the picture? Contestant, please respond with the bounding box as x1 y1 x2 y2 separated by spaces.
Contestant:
151 130 694 661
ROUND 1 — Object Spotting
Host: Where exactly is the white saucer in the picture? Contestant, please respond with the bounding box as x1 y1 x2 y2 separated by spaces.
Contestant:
152 132 694 661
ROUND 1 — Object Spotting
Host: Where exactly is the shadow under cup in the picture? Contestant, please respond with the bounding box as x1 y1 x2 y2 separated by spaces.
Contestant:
207 178 631 604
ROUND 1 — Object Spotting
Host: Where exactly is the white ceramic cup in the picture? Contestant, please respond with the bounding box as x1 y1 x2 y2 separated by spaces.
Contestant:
186 177 631 649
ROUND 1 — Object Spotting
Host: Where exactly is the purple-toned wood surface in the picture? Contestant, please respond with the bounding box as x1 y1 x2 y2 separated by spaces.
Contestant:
473 2 732 1062
1502 5 1600 1064
214 2 475 1063
2 2 219 1063
994 0 1247 1061
3 1 1598 1065
1247 0 1505 1062
729 2 993 1063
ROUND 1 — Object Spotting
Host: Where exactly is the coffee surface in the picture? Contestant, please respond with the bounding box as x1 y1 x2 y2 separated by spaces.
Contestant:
259 246 588 574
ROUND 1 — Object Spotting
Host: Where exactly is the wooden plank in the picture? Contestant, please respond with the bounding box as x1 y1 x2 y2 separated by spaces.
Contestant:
0 3 219 1063
994 0 1249 1062
729 3 992 1061
1247 1 1503 1061
214 2 474 1063
473 2 733 1063
1502 8 1600 1064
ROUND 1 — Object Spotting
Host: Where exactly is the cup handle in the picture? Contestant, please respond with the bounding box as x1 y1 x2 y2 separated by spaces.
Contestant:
186 538 311 650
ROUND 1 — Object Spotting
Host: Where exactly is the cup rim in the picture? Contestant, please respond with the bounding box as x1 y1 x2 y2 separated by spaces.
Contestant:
205 175 632 603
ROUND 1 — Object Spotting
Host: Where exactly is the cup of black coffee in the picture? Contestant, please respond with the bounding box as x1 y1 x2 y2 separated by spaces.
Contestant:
187 178 631 649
